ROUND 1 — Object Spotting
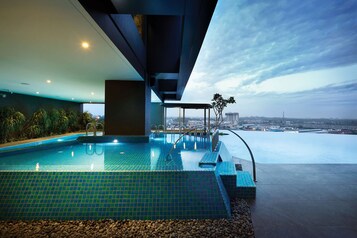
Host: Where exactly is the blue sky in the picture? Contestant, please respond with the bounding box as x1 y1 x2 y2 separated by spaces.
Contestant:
176 0 357 118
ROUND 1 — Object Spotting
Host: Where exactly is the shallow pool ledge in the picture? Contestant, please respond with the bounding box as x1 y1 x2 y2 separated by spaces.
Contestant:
77 135 149 143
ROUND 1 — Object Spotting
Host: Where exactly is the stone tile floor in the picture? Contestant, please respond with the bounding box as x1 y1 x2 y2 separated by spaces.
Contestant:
239 160 357 238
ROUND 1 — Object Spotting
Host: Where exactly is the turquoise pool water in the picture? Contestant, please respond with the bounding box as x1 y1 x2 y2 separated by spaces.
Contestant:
0 135 237 220
0 134 211 171
221 130 357 164
0 133 84 152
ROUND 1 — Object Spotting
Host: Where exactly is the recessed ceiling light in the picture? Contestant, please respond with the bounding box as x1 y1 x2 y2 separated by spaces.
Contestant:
71 98 75 100
91 92 95 95
46 80 51 84
81 41 90 49
36 92 40 94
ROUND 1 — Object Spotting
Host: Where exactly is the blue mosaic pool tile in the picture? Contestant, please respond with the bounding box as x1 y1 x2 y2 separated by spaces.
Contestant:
236 171 256 199
217 161 236 176
214 170 231 217
237 171 255 187
199 152 220 166
0 171 231 220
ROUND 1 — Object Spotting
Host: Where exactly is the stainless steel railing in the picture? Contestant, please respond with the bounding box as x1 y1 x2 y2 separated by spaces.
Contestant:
165 127 201 160
228 129 257 182
86 122 104 136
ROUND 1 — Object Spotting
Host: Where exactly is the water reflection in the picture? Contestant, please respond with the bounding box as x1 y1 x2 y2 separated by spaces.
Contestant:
0 134 211 171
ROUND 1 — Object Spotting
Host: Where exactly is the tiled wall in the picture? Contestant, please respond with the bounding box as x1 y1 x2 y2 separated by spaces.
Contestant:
0 171 230 220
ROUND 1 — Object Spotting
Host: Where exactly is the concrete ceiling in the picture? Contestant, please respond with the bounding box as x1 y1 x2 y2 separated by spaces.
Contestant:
0 0 143 103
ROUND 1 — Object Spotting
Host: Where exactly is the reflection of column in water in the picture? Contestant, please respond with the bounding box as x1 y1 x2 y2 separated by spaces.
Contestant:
194 142 197 150
36 163 40 171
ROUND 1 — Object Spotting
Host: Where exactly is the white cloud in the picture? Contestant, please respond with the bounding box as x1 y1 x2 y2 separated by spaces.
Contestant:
244 64 357 94
182 0 357 118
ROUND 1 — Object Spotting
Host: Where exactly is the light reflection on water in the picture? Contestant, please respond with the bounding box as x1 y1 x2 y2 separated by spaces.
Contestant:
220 130 357 164
0 134 210 171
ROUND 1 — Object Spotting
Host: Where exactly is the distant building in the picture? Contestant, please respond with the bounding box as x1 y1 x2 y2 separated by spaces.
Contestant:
225 112 239 126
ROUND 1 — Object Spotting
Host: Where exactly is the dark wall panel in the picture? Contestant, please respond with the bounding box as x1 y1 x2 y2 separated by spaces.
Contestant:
150 102 164 126
105 80 151 136
0 91 81 116
147 16 182 73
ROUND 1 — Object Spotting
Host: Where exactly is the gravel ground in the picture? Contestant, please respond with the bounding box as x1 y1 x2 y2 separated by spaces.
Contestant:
0 199 254 238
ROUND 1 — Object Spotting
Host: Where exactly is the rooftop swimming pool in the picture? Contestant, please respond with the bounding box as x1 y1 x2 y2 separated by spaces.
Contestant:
221 130 357 164
0 134 248 220
0 134 211 171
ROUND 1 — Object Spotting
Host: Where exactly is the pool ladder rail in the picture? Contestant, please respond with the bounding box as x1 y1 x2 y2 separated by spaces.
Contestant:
228 129 257 182
151 124 165 138
86 122 104 136
165 127 207 161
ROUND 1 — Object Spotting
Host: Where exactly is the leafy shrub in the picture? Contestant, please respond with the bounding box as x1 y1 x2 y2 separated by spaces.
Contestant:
0 106 96 144
25 108 50 138
48 109 60 135
0 107 26 143
79 111 93 130
58 109 69 133
66 110 80 132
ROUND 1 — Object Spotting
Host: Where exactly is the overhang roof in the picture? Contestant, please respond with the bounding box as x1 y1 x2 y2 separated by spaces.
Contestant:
0 0 142 103
0 0 217 103
79 0 218 101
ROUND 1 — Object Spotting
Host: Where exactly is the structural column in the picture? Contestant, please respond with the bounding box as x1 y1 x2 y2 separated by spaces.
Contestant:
183 108 185 128
204 109 207 131
208 108 211 133
105 80 151 136
164 107 167 131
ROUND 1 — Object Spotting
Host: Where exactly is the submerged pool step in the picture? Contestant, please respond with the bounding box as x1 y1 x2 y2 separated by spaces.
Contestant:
198 152 221 166
236 171 256 199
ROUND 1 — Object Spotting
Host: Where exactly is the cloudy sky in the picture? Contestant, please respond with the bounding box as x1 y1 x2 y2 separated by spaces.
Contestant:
173 0 357 119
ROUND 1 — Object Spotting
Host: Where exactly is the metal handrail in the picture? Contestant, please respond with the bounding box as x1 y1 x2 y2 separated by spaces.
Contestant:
228 129 257 182
85 143 104 155
151 125 158 137
96 123 104 135
86 123 94 136
166 128 198 160
86 122 104 136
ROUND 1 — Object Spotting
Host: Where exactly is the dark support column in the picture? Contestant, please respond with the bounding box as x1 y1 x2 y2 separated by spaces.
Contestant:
204 109 207 131
105 80 151 136
164 107 167 131
183 108 185 128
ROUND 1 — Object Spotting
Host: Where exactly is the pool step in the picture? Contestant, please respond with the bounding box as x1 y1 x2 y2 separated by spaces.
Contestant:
219 166 256 199
236 171 256 199
199 152 221 166
217 161 236 175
